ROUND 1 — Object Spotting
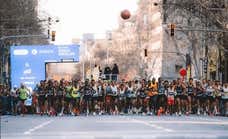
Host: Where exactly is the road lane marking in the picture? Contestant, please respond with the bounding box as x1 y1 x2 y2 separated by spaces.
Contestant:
96 120 174 132
96 120 135 123
24 120 53 135
97 120 228 125
186 116 223 122
148 120 228 125
130 119 174 132
4 130 228 136
120 116 174 132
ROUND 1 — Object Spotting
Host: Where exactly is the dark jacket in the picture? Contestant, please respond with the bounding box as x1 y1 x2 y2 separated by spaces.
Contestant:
104 66 112 75
112 65 119 74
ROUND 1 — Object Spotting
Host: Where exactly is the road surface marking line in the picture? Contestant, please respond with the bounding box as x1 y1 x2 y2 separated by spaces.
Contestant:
130 119 174 132
148 121 228 125
24 120 53 135
96 120 228 125
96 120 133 123
186 116 223 122
124 116 174 132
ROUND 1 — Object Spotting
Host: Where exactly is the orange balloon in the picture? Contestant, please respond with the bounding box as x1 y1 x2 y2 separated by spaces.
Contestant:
121 9 131 20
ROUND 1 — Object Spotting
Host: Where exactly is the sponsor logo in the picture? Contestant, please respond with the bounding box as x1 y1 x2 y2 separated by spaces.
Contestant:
23 69 32 74
31 49 38 55
13 49 28 55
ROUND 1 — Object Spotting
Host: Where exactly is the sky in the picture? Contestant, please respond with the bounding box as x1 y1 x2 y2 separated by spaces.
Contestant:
39 0 138 44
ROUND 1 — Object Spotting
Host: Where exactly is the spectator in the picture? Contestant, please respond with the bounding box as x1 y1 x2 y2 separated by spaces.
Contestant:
92 64 100 81
10 85 18 115
111 63 119 81
0 84 10 115
104 65 111 80
98 66 102 79
86 68 92 80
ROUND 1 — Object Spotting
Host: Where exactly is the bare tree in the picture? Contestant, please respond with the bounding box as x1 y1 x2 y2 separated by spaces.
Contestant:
0 0 48 84
0 0 48 45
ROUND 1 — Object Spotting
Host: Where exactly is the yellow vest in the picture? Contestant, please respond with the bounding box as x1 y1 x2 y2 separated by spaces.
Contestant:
71 87 80 98
19 88 28 100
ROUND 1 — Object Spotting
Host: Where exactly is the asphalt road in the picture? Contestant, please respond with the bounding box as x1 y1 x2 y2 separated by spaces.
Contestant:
1 115 228 139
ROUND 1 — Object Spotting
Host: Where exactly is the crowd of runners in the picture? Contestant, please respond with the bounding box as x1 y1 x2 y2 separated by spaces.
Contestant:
1 77 228 117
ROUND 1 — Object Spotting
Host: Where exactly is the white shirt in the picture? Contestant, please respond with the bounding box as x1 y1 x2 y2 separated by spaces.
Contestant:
10 89 18 97
92 67 100 81
119 88 125 95
223 87 228 98
127 86 133 92
206 86 214 92
168 88 176 96
111 85 118 94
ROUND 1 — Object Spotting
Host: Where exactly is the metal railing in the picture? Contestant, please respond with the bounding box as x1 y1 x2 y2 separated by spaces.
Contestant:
100 74 119 81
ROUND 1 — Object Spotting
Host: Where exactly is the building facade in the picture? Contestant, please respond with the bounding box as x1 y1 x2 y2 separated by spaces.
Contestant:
120 0 228 81
159 0 228 81
77 0 228 82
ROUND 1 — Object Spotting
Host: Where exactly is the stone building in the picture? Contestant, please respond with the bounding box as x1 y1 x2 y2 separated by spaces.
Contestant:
81 0 228 82
123 0 228 81
158 0 228 81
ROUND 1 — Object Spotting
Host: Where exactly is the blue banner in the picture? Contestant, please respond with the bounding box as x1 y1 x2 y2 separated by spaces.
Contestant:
10 44 80 90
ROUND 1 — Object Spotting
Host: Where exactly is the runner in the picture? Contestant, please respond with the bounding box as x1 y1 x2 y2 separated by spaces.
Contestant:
132 80 139 114
175 78 187 116
118 83 126 114
70 80 80 116
167 82 175 115
205 81 215 115
56 79 65 115
105 81 113 114
32 84 39 115
186 78 195 115
10 86 18 115
96 80 105 115
18 84 29 116
214 81 222 115
137 79 147 115
64 81 73 115
91 79 98 115
37 81 46 115
222 83 228 116
147 78 158 115
80 79 94 115
157 79 167 114
46 80 55 116
125 81 135 114
111 81 118 115
195 81 206 115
